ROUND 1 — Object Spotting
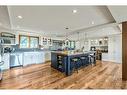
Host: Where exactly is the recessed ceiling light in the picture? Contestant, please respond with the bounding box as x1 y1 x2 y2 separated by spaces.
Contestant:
65 27 69 30
18 15 23 19
72 10 77 13
92 21 94 25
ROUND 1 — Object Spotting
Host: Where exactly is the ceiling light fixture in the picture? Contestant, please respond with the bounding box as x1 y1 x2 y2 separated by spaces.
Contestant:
72 9 77 13
92 21 94 25
18 15 23 19
65 27 69 30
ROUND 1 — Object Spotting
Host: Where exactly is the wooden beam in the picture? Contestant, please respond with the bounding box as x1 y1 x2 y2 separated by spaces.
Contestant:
122 22 127 80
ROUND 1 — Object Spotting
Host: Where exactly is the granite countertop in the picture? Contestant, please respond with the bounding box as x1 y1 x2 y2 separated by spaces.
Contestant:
10 49 52 54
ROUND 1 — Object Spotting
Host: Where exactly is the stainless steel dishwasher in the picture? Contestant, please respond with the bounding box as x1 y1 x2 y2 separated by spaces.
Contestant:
10 53 23 68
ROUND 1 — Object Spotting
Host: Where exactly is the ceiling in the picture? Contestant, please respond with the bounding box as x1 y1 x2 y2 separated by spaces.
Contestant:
0 6 11 29
108 6 127 23
7 6 115 37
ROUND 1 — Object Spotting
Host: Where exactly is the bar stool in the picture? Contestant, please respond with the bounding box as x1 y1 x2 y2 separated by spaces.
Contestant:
80 56 86 66
89 53 95 66
70 57 80 73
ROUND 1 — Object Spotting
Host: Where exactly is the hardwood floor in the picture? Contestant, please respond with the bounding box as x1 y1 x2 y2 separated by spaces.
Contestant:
0 60 126 89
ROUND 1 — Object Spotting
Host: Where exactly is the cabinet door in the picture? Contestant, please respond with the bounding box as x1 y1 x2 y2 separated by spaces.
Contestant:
41 52 45 63
51 53 57 69
18 53 23 65
34 53 38 64
23 53 32 66
31 54 35 64
37 52 44 64
45 52 51 62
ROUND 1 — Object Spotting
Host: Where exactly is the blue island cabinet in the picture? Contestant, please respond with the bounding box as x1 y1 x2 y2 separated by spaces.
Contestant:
51 51 96 76
51 52 67 73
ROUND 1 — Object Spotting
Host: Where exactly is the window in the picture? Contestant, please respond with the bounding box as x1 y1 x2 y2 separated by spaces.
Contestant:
19 35 29 48
19 35 39 48
30 37 39 48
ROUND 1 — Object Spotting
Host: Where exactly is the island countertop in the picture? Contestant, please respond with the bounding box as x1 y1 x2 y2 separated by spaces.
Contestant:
51 51 96 56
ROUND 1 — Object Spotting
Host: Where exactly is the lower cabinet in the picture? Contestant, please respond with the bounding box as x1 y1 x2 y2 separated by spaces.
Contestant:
36 52 45 64
23 52 45 66
45 51 51 62
23 52 32 66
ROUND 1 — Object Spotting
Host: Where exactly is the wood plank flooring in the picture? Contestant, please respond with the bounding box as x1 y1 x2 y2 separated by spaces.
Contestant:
0 61 126 89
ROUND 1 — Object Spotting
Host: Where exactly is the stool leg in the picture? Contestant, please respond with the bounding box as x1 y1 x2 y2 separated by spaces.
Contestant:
76 64 78 73
77 69 78 73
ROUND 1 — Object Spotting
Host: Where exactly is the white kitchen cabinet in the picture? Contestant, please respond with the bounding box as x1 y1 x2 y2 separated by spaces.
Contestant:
1 53 10 70
23 52 34 66
23 51 45 66
36 52 45 64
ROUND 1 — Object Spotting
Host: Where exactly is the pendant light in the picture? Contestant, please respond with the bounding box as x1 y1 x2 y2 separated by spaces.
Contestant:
76 32 81 49
65 27 69 41
65 27 69 49
84 32 87 45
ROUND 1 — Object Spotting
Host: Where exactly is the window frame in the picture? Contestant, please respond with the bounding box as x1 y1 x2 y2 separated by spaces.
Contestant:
19 35 39 48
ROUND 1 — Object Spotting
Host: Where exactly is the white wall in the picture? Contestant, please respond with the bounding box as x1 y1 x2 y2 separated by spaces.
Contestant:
0 6 11 29
0 6 11 33
102 34 122 63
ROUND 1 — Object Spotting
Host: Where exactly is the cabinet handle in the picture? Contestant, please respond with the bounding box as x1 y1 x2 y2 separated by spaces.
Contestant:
0 61 4 66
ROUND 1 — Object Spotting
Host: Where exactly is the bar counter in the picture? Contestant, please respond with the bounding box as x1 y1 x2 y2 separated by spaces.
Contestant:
51 51 96 76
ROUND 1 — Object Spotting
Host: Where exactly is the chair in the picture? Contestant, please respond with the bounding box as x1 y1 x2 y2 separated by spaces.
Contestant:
70 57 80 73
80 56 86 66
89 53 96 66
80 55 89 70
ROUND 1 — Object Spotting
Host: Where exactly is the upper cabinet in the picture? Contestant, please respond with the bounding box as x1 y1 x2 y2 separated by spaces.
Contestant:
42 37 52 46
90 37 108 46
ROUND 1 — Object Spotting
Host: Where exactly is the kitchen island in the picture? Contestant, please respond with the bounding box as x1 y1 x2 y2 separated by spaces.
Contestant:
51 51 96 76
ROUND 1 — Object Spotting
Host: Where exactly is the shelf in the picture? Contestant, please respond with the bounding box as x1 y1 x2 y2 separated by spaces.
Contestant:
0 37 15 39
